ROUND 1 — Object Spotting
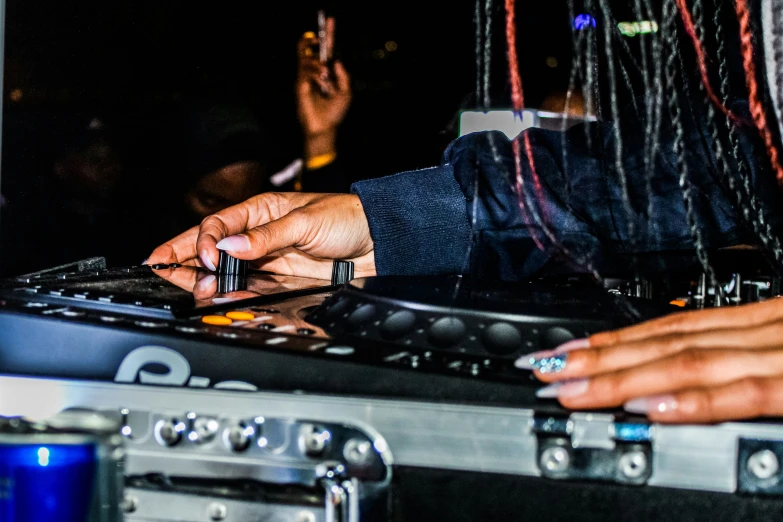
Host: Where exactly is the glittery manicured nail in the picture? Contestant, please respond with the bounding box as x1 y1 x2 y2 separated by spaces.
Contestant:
200 250 217 272
196 275 216 293
514 350 555 370
216 235 251 253
624 395 678 415
553 338 590 354
141 258 149 265
533 353 569 374
536 378 589 399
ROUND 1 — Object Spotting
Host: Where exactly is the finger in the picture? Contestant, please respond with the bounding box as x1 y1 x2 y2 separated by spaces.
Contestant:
325 17 335 61
213 210 309 262
252 248 377 280
591 298 783 348
333 61 351 94
147 226 200 265
529 320 783 383
196 193 317 271
192 273 218 300
626 377 783 423
544 347 783 410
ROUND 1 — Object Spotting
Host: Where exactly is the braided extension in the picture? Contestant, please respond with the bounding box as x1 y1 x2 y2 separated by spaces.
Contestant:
505 0 548 225
483 0 493 109
735 0 783 186
675 0 737 121
598 0 638 259
664 0 720 289
632 0 655 213
475 0 483 108
701 0 783 266
774 1 783 131
561 0 590 208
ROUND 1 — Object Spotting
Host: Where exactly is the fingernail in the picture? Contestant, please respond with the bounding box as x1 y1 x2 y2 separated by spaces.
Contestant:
141 258 149 265
216 235 251 253
514 349 555 370
624 395 678 415
527 353 570 374
553 338 590 353
200 250 217 271
197 275 216 293
536 378 590 399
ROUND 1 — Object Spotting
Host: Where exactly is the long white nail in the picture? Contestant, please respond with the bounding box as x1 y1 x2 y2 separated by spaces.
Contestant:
553 338 590 353
216 235 251 252
536 379 589 399
624 395 678 415
196 275 216 293
200 250 217 271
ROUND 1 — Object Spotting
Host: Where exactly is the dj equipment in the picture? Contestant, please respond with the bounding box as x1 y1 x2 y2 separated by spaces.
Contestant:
1 255 783 521
0 410 124 522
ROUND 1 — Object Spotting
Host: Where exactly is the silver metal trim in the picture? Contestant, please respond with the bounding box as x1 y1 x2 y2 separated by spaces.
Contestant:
7 375 783 493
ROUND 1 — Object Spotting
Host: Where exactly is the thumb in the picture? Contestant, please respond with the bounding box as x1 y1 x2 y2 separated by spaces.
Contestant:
215 211 307 261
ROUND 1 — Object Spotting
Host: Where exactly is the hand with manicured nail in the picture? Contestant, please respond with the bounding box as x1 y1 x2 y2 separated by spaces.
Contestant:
146 192 376 280
515 298 783 423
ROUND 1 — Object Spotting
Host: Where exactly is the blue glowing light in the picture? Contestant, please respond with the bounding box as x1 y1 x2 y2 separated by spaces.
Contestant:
574 14 597 30
37 447 50 467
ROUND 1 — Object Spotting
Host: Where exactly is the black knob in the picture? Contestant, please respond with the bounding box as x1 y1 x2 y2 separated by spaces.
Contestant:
218 251 248 277
332 260 354 286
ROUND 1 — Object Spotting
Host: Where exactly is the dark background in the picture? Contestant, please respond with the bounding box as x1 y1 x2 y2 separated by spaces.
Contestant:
0 0 578 274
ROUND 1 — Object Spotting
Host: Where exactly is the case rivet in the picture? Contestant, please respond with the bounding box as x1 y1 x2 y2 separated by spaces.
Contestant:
540 446 570 473
748 449 780 480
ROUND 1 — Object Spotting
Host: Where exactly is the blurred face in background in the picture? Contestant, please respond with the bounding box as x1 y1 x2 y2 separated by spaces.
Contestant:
183 160 265 219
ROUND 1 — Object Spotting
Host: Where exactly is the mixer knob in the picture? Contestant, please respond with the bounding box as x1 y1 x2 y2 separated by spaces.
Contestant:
155 418 186 447
225 422 255 452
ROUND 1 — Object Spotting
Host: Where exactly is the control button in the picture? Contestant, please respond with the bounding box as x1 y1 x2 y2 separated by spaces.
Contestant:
427 316 466 348
202 316 233 326
325 298 351 318
155 418 186 446
669 299 686 307
482 322 522 355
134 321 167 329
225 422 255 452
226 311 254 321
348 304 376 327
380 310 416 339
61 310 86 318
542 326 575 350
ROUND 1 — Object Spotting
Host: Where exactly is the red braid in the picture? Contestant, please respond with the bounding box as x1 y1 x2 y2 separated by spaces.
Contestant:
675 0 737 121
734 0 783 185
504 0 548 227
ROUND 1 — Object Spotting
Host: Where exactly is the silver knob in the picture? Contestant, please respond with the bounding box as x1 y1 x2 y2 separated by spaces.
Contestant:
155 418 186 447
208 502 227 521
343 438 373 467
540 446 570 474
300 424 331 457
748 449 780 480
618 450 648 479
225 422 255 452
192 417 220 444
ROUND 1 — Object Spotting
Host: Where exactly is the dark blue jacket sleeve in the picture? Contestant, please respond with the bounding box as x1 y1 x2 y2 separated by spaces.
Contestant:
352 104 780 280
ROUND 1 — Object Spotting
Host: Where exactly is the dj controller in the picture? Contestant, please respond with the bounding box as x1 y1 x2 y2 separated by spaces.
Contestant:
2 252 783 521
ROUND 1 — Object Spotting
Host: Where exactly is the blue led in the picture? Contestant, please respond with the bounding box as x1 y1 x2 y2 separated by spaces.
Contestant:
574 14 597 30
614 423 652 442
0 443 97 521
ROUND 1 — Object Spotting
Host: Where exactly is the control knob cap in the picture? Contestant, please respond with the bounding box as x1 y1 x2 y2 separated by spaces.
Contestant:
226 422 254 452
155 419 185 447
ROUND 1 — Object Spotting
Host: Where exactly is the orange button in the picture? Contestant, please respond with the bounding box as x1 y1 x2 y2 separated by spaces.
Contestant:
202 315 233 326
226 311 255 321
669 300 687 308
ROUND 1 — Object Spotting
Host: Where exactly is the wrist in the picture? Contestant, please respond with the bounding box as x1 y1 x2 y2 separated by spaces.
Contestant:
304 130 337 161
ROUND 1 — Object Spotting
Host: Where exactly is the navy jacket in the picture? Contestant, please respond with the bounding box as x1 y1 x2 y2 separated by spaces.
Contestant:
352 104 782 281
